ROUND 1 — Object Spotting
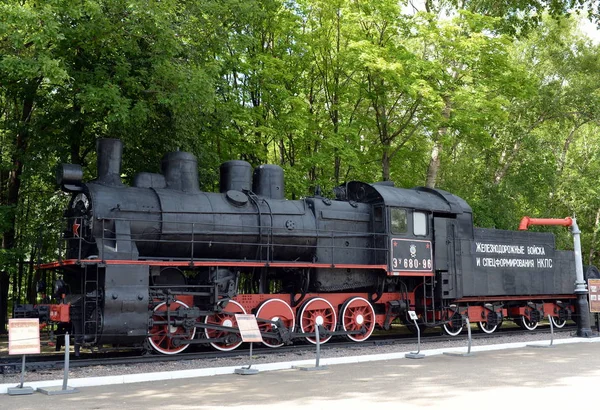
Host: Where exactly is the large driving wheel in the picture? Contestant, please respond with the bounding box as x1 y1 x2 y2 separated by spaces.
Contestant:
340 297 375 342
148 300 196 355
204 300 246 351
255 298 295 348
298 297 337 344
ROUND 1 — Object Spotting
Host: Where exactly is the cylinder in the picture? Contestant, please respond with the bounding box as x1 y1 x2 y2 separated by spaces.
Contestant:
220 160 252 193
161 151 199 192
96 138 123 185
253 164 284 199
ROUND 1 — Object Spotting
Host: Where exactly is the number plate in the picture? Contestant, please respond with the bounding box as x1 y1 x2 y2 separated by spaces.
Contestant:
390 238 433 273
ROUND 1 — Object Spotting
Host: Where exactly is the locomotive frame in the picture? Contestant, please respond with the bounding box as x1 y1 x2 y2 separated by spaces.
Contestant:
35 139 584 354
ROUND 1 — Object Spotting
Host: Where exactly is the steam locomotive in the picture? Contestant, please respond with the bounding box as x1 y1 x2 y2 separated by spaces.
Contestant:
38 138 588 354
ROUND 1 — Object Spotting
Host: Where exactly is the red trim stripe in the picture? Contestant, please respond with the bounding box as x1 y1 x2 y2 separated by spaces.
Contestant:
38 259 434 277
456 294 576 302
38 259 389 271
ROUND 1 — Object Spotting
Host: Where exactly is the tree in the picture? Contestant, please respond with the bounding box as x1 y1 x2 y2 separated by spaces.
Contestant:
0 0 216 331
0 0 69 331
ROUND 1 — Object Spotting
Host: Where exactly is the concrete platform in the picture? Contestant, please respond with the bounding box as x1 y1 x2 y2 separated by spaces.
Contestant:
2 338 600 409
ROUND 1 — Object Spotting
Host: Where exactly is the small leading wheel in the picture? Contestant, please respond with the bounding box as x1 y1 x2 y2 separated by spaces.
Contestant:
204 300 246 351
477 321 498 334
550 316 567 328
442 313 464 336
148 300 196 355
340 297 376 342
255 298 295 348
517 315 539 331
298 297 337 344
442 322 463 336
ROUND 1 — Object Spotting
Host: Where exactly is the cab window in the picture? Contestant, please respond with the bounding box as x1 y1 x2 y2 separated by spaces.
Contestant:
413 211 427 236
391 208 407 234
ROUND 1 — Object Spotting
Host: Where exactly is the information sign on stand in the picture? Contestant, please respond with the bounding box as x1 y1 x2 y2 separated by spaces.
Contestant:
7 318 40 396
236 314 263 343
234 314 262 375
9 318 40 356
589 279 600 313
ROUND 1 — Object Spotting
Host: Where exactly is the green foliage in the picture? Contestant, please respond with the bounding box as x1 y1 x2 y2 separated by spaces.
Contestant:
2 0 600 313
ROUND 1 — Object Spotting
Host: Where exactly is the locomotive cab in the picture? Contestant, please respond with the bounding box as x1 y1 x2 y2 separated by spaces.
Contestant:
343 181 470 275
342 181 473 326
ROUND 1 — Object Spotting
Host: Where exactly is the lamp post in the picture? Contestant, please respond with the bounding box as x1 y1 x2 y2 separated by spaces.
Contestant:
519 216 594 337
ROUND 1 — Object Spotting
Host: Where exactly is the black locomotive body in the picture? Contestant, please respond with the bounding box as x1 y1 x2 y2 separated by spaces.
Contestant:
39 139 586 353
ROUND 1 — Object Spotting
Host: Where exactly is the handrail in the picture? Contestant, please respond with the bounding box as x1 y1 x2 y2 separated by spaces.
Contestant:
41 214 397 270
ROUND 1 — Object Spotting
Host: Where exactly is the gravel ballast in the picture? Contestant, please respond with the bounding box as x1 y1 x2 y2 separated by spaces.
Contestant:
0 329 577 386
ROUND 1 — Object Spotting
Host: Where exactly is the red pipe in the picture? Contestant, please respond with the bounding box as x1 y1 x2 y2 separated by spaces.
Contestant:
518 216 573 230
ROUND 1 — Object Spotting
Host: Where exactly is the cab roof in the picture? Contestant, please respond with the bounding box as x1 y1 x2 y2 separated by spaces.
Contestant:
343 181 472 215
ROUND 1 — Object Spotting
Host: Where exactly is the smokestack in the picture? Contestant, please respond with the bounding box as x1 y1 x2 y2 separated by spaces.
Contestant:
96 138 123 186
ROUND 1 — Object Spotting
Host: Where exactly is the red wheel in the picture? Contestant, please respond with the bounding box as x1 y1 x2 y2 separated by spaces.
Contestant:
204 300 246 351
298 297 337 344
256 299 295 348
148 301 196 355
340 297 375 342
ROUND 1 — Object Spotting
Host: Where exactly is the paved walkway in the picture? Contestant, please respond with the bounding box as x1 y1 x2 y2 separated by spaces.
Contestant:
2 338 600 409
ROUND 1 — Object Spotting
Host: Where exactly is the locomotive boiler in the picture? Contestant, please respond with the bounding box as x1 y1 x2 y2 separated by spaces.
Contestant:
38 138 591 354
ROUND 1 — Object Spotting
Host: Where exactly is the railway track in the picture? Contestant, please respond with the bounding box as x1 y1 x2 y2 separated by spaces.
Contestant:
0 323 575 375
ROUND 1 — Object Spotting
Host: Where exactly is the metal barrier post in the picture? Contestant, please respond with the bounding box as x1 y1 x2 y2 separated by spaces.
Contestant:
315 324 321 367
528 314 555 348
406 311 425 359
38 333 78 395
7 355 34 395
293 325 328 371
444 317 473 357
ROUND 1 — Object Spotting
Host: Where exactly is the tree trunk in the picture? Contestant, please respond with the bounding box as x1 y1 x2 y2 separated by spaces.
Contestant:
425 99 451 188
16 258 25 305
3 85 36 308
590 207 600 265
382 148 391 181
0 271 9 334
425 140 442 188
27 244 39 304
